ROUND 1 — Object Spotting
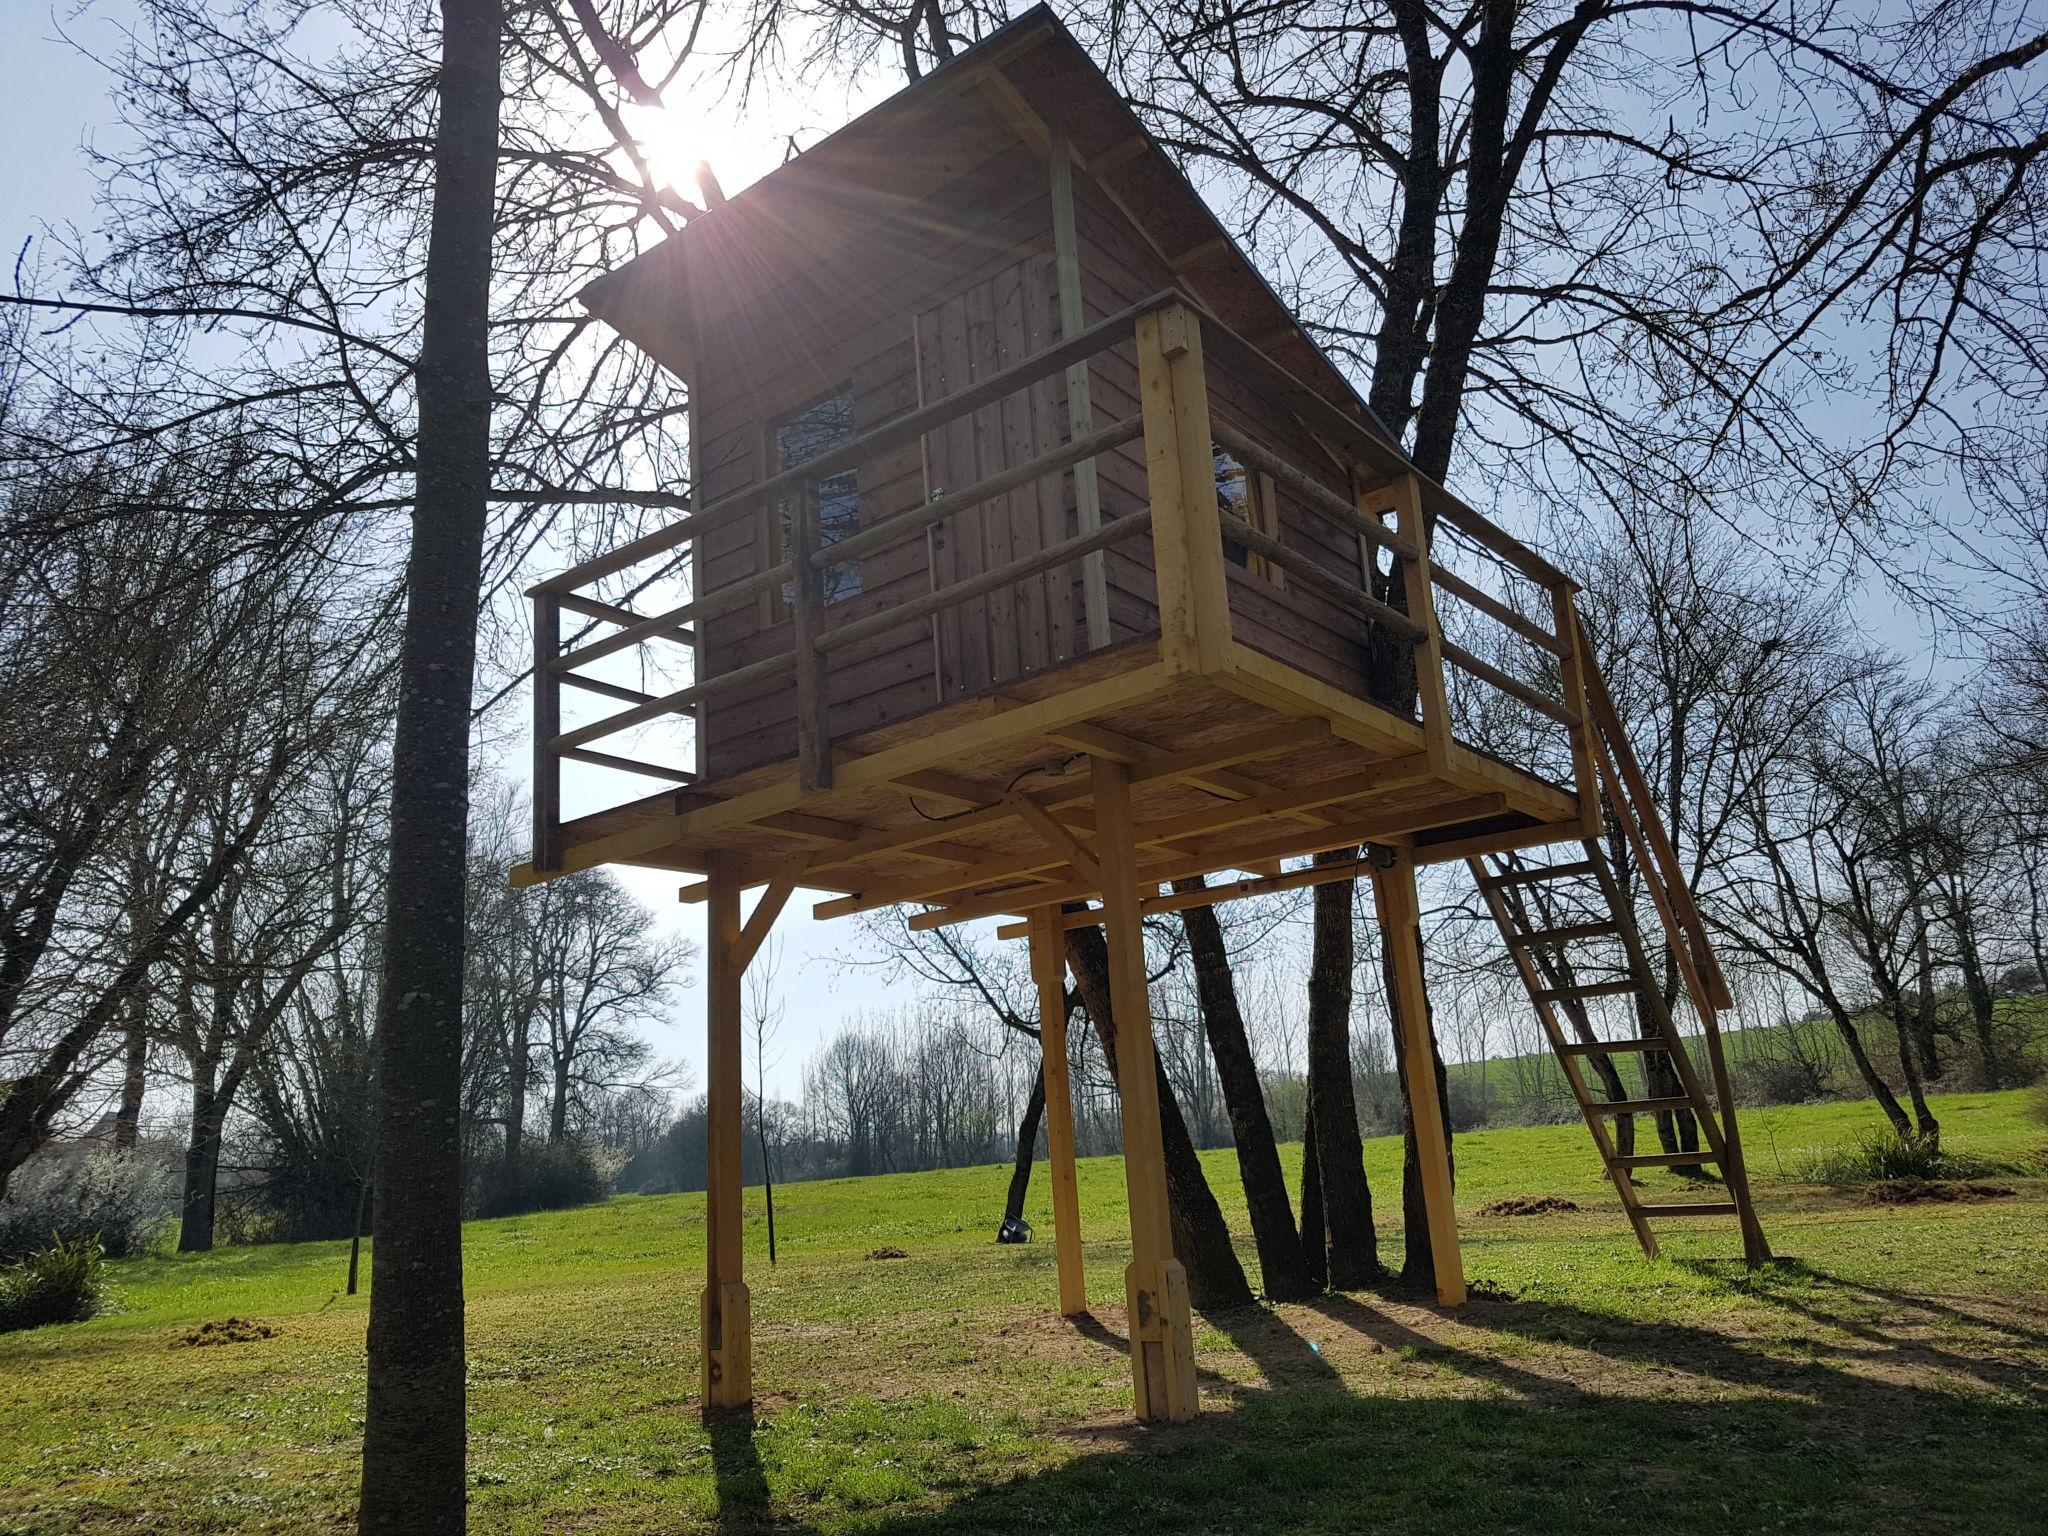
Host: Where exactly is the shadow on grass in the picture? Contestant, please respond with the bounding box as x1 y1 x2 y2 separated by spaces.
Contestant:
695 1270 2048 1536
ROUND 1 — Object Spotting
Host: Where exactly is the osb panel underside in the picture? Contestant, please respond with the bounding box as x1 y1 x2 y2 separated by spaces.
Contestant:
551 639 1583 913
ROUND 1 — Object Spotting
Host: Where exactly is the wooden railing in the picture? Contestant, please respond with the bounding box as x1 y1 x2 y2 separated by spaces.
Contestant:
528 292 1600 870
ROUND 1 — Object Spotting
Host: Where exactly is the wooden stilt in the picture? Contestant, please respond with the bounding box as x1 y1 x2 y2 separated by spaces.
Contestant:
1091 758 1200 1421
701 856 752 1410
1028 907 1088 1317
1370 849 1467 1307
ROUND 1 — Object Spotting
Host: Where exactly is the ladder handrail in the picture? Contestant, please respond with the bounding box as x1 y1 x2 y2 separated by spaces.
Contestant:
1573 616 1732 1011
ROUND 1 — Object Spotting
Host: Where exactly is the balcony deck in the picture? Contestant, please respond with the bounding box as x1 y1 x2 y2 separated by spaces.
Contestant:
513 293 1601 924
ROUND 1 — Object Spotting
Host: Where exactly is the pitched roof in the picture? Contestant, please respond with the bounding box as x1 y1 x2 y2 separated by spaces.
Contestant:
580 4 1398 451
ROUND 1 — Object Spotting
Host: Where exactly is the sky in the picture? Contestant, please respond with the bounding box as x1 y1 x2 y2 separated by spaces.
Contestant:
0 2 1991 1104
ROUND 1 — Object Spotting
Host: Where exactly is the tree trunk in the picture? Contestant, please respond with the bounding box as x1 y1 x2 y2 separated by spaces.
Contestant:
178 1075 224 1254
1886 991 1941 1145
500 1019 528 1201
1173 879 1315 1300
358 0 502 1528
757 1104 778 1266
1064 922 1254 1310
114 1021 148 1152
1911 918 1942 1081
1951 902 2002 1086
1297 1102 1327 1292
1306 857 1380 1288
548 1055 570 1144
1826 1002 1915 1138
348 1178 371 1296
1002 1065 1047 1225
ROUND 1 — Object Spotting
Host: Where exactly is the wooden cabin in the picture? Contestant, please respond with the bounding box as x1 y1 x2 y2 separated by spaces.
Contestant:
515 6 1766 1425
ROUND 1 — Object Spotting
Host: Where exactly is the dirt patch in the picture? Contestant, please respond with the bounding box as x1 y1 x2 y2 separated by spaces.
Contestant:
1860 1179 2016 1206
1478 1195 1582 1217
175 1317 279 1348
864 1245 909 1260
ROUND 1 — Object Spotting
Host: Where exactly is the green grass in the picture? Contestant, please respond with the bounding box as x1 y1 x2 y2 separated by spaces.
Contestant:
2 1089 2045 1534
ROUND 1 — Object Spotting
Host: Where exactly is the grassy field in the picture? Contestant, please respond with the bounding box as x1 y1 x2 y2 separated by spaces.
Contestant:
2 1090 2044 1535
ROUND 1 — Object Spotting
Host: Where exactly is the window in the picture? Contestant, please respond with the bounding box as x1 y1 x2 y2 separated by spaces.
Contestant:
774 386 862 606
1213 444 1282 583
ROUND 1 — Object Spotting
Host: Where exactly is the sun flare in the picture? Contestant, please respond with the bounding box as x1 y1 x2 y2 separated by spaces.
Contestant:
621 101 738 201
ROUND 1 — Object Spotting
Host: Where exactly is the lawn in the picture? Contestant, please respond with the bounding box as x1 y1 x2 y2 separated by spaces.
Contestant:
2 1089 2044 1534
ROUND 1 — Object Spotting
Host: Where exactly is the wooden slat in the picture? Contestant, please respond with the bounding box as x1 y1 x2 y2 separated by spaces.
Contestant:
1588 1097 1695 1116
1635 1201 1740 1217
820 415 1142 568
559 747 695 784
557 591 696 643
1440 639 1580 728
1479 859 1599 889
552 563 788 673
1531 979 1639 1004
1616 1151 1718 1168
1210 421 1419 561
1218 514 1427 642
816 509 1151 657
1511 920 1619 947
558 672 656 707
1557 1037 1679 1056
1431 566 1563 657
550 650 796 752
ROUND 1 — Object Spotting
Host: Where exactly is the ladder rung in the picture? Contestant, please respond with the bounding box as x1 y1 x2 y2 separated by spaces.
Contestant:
1513 921 1619 947
1559 1036 1676 1056
1635 1200 1739 1217
1482 859 1599 890
1617 1151 1718 1168
1589 1097 1694 1115
1533 979 1639 1004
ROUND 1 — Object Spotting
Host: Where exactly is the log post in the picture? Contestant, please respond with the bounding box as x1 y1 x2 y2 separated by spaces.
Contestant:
1091 757 1200 1421
1136 303 1230 679
701 855 752 1409
1370 847 1467 1307
1028 906 1088 1318
1551 584 1603 837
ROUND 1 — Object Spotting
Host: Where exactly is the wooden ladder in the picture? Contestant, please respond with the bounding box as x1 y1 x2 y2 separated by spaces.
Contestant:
1469 616 1771 1265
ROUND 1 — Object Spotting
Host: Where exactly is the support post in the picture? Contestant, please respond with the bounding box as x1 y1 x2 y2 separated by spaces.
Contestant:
790 478 832 791
1136 304 1230 678
1091 758 1199 1421
1370 848 1466 1307
1391 473 1451 771
532 593 562 871
1028 907 1088 1318
701 856 752 1410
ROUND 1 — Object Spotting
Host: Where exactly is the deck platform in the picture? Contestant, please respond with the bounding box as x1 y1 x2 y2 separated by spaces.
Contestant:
511 633 1582 922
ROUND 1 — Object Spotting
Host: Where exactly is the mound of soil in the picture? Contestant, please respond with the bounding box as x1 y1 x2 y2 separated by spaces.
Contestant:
176 1317 279 1348
864 1245 909 1260
1861 1179 2016 1206
1478 1195 1581 1217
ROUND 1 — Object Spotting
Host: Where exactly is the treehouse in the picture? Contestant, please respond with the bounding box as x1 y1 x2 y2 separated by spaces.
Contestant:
513 6 1767 1424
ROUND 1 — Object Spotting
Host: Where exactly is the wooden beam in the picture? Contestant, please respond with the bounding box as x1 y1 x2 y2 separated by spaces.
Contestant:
905 793 1506 930
1370 849 1466 1308
1137 304 1231 676
533 594 563 873
994 851 1385 939
509 662 1172 886
1092 758 1199 1421
701 857 752 1409
1028 908 1088 1318
733 861 800 975
1010 794 1103 887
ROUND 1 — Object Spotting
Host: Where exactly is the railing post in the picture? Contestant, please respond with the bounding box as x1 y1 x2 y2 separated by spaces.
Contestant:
790 478 832 791
1552 584 1604 837
1136 303 1231 677
532 592 563 872
1392 473 1452 770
